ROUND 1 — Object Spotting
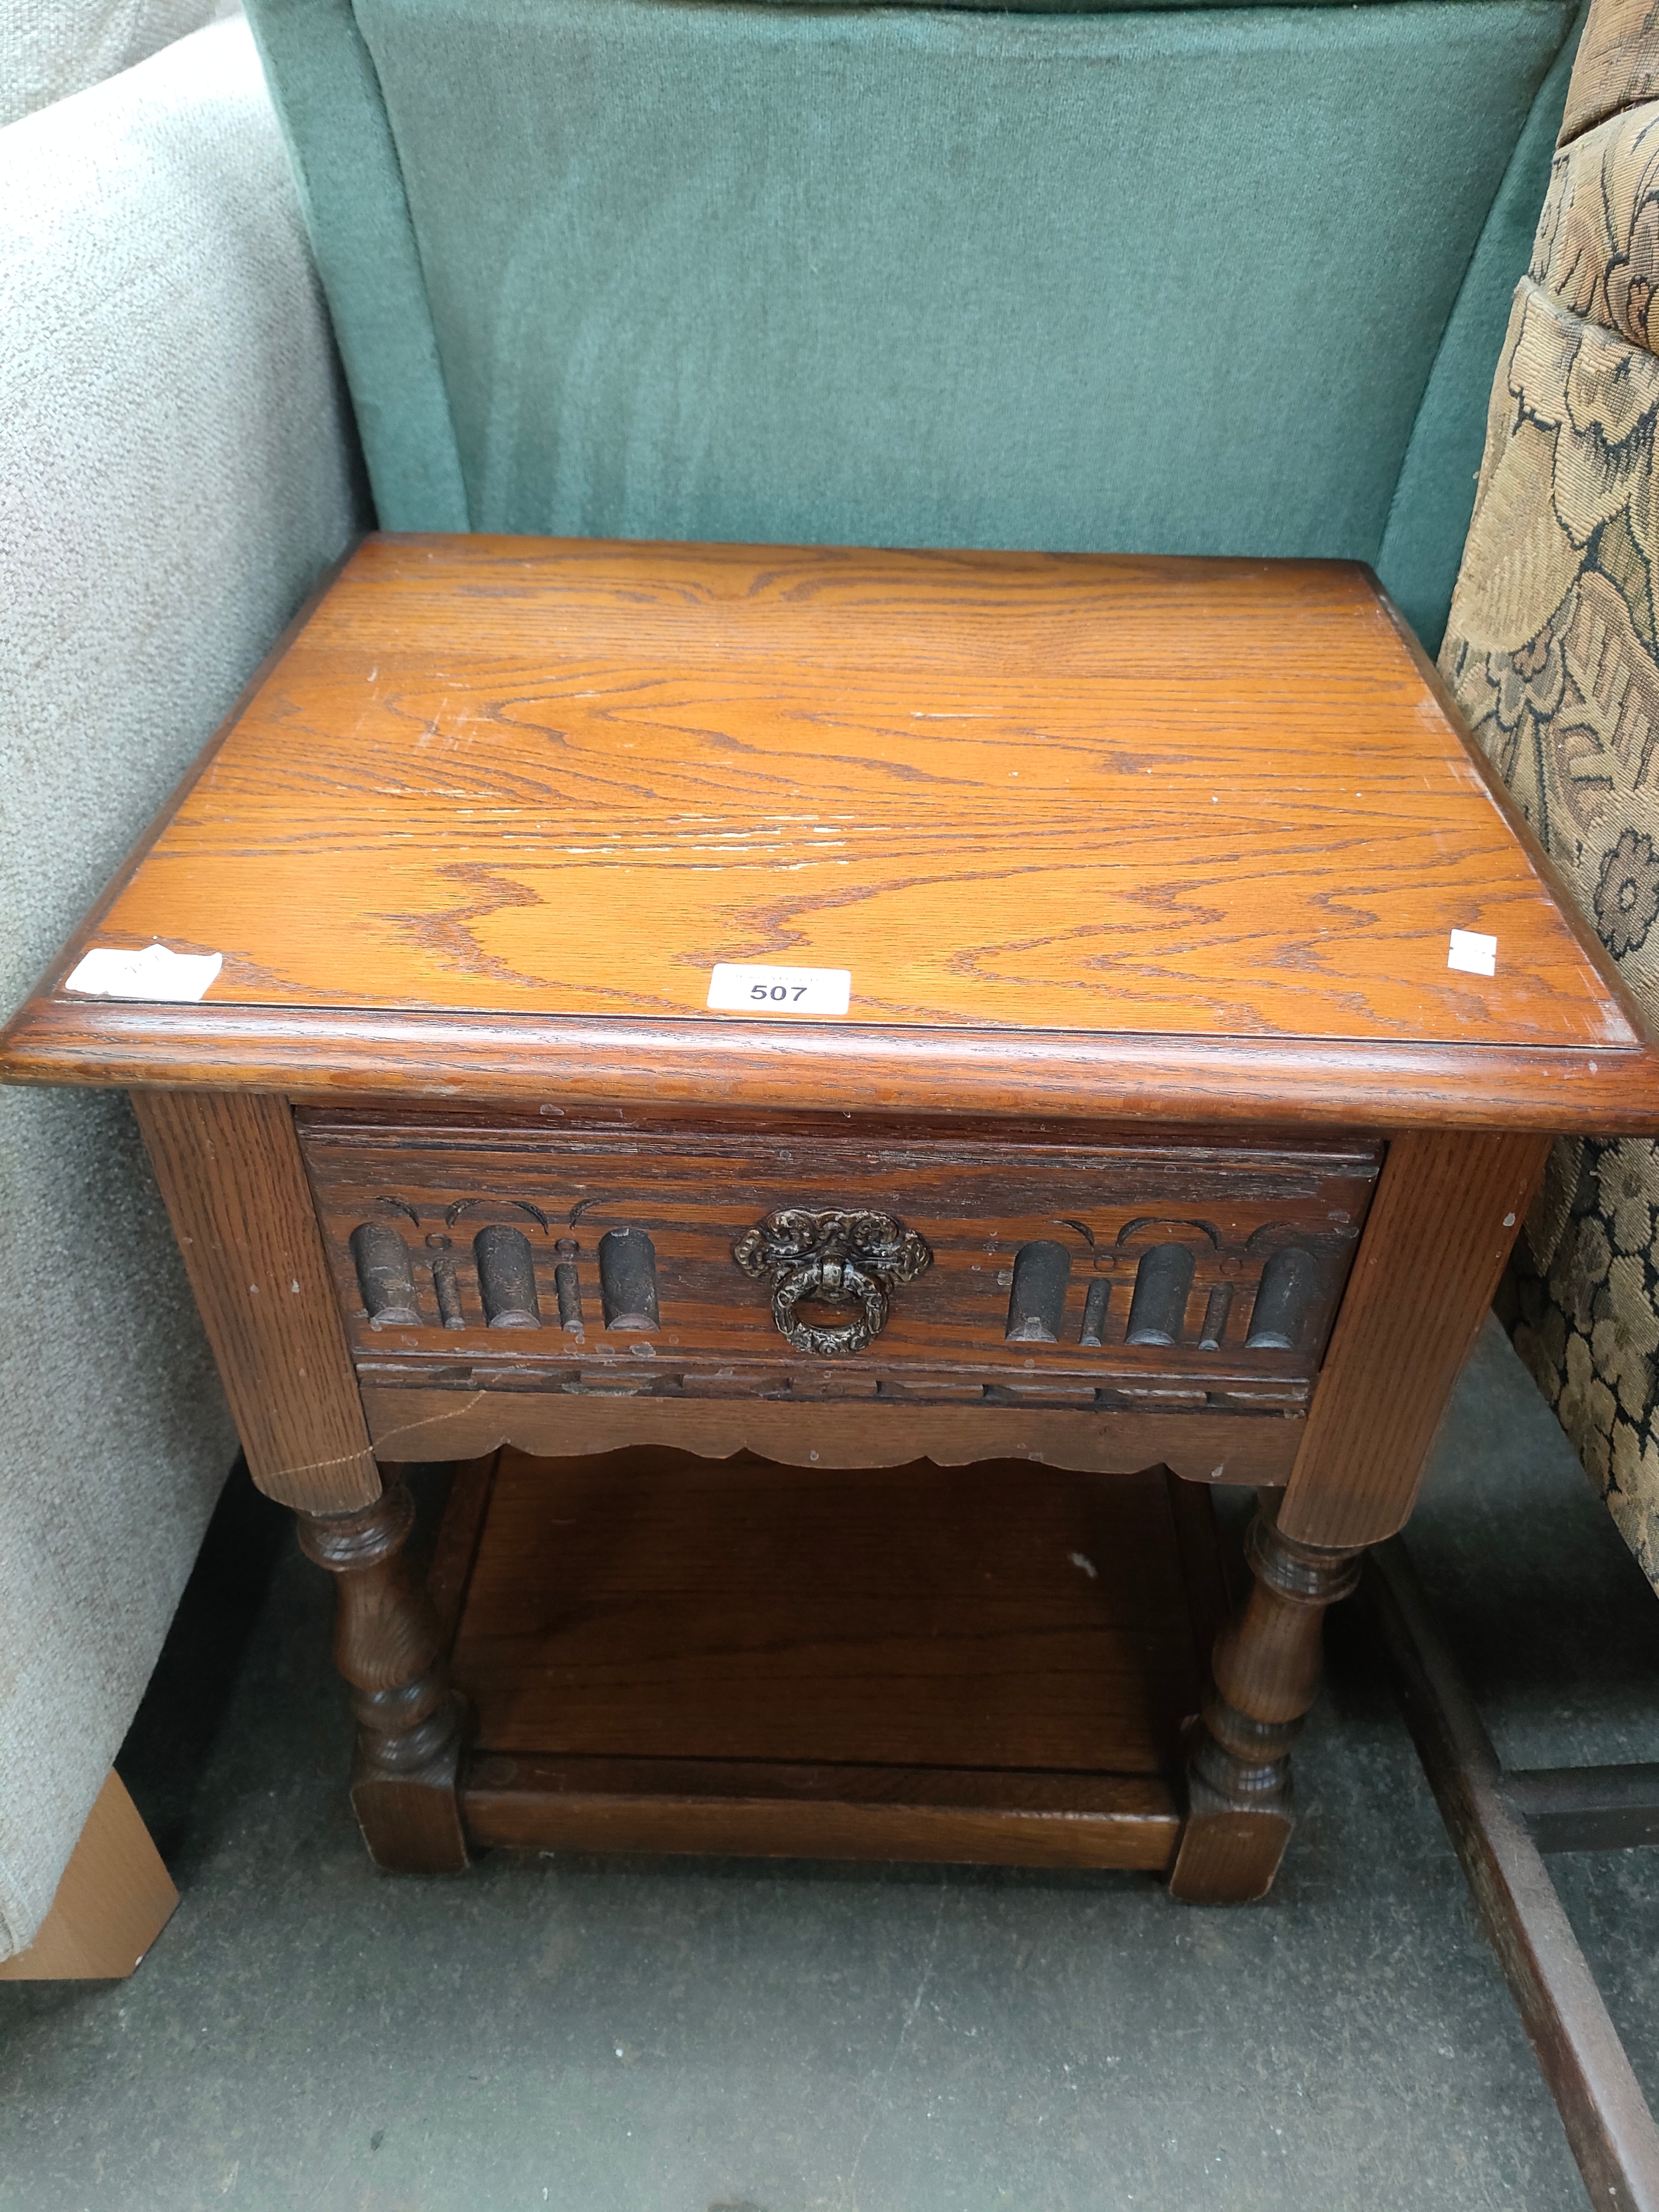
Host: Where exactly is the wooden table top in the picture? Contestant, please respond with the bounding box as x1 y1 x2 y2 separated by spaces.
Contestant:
5 536 1656 1131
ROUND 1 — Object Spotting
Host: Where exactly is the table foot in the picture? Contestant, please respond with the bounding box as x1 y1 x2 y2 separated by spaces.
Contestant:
298 1476 470 1874
1169 1501 1361 1903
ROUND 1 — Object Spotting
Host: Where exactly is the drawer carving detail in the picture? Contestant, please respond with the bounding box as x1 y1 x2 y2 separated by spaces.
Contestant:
303 1110 1384 1404
553 1237 584 1331
1005 1241 1070 1344
733 1208 932 1357
1197 1285 1232 1351
474 1224 541 1329
1245 1246 1319 1351
427 1234 467 1328
1126 1244 1196 1347
350 1220 421 1326
598 1227 660 1331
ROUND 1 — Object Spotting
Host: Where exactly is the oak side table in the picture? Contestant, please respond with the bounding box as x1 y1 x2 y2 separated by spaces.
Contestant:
7 538 1656 1906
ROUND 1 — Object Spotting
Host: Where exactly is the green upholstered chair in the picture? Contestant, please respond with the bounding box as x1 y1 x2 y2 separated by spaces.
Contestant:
246 0 1585 660
242 0 1659 1591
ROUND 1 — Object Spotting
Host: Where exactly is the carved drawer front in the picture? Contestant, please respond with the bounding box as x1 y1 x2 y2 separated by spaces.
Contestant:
299 1113 1382 1415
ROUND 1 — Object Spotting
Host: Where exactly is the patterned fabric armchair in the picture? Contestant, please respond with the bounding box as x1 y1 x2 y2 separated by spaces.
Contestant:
1444 0 1659 1589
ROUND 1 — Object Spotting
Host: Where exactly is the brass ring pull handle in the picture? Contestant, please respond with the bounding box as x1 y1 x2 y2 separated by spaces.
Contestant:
733 1207 932 1358
772 1256 889 1356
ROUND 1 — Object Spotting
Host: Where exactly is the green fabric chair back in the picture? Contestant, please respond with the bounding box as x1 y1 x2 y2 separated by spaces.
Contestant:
246 0 1585 652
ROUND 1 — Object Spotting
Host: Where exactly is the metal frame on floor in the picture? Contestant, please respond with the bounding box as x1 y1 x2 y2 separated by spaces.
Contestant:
1366 1540 1659 2212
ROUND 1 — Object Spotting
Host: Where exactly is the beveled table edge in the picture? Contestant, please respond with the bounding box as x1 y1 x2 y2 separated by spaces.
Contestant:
3 996 1657 1134
7 540 1655 1135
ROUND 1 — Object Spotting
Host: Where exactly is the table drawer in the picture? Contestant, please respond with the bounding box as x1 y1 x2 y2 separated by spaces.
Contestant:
299 1110 1382 1414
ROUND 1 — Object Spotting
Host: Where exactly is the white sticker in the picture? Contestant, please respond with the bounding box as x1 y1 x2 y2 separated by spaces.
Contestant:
1447 929 1498 978
64 943 223 1002
706 962 851 1017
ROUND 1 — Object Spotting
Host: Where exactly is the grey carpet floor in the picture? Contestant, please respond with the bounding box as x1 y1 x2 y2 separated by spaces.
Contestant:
3 1317 1656 2212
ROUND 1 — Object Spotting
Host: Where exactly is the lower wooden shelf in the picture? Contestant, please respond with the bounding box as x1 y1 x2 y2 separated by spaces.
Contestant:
431 1445 1230 1872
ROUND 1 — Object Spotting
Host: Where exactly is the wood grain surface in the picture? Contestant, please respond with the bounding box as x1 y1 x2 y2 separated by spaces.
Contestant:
462 1756 1181 1871
360 1384 1304 1487
131 1090 380 1513
450 1448 1208 1774
1279 1128 1552 1549
9 1001 1656 1130
427 1444 1225 1870
6 538 1655 1134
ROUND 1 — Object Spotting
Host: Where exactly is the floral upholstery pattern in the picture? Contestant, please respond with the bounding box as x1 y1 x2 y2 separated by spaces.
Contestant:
1555 0 1659 143
1442 18 1659 1585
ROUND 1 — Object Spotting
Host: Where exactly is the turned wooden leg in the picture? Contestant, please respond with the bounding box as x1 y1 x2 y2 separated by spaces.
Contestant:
1169 1499 1362 1904
297 1476 470 1874
1167 1128 1550 1903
